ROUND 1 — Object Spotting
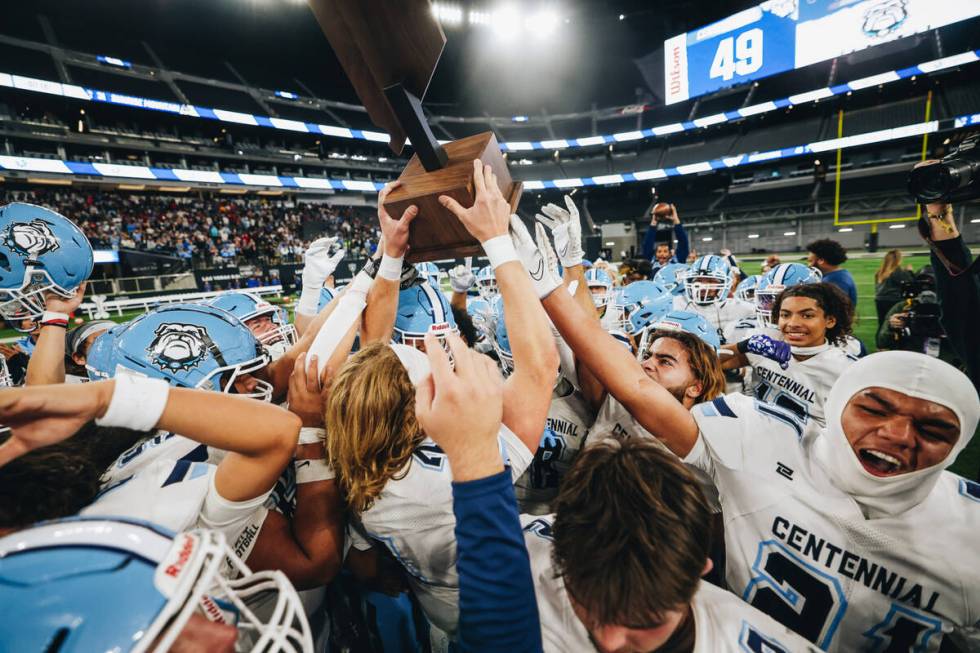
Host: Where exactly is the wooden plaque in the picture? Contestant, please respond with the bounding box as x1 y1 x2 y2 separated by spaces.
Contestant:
383 132 522 263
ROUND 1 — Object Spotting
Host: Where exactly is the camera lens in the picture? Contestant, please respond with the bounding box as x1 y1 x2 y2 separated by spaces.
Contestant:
908 163 955 203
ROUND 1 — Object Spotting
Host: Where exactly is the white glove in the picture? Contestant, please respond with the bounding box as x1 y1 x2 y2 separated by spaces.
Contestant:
536 194 584 268
449 257 476 293
302 237 345 290
509 215 562 300
298 237 345 315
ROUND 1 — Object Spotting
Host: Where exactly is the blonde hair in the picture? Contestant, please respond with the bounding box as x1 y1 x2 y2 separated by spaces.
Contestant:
324 343 424 514
875 249 903 284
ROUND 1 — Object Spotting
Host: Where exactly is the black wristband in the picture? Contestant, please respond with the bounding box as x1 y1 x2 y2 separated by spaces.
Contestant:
737 339 750 354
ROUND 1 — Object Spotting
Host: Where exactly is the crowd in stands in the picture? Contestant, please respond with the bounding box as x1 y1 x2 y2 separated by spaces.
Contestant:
0 189 380 266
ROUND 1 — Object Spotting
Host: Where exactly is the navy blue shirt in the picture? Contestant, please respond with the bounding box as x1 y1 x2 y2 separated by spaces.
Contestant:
453 470 542 653
823 268 858 307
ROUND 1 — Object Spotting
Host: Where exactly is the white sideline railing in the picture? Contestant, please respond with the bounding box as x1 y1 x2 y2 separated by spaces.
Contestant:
78 285 286 319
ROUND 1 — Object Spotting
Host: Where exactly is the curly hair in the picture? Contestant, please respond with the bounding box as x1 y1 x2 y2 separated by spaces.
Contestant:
772 282 854 347
324 343 425 514
551 439 711 626
806 238 848 266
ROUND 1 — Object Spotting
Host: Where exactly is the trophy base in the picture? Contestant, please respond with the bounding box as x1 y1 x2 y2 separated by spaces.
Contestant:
383 132 522 263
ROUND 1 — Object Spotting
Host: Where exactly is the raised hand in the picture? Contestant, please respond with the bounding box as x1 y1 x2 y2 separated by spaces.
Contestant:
510 216 562 299
536 194 584 268
286 353 331 428
449 257 476 293
0 381 113 467
377 180 419 258
742 334 792 369
44 281 87 315
303 237 345 289
414 332 504 481
439 160 511 243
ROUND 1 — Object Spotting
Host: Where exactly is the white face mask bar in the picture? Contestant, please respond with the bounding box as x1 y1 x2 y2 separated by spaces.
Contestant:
686 277 727 305
142 530 312 653
201 353 273 402
0 267 75 325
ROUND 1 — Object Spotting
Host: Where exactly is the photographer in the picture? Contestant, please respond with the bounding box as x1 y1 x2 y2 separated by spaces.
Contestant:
909 154 980 387
641 202 689 272
875 272 958 364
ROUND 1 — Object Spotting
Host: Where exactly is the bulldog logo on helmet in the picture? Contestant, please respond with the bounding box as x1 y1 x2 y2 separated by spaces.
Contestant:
147 323 210 372
4 219 61 260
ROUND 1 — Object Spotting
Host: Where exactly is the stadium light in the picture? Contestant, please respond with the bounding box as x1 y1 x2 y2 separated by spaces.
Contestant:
888 224 907 229
525 8 560 36
838 227 854 232
701 236 713 242
747 234 760 239
432 3 464 26
491 5 522 38
783 231 797 236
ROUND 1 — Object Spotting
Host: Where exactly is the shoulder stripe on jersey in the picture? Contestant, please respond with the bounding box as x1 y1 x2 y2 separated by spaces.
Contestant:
959 478 980 503
420 282 446 323
755 403 804 439
711 397 737 418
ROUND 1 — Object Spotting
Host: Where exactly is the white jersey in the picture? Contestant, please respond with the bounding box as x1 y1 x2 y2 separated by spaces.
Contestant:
673 295 755 346
83 456 269 565
515 378 595 514
723 315 761 394
356 425 533 636
589 396 721 513
521 514 820 652
747 346 857 427
684 393 980 652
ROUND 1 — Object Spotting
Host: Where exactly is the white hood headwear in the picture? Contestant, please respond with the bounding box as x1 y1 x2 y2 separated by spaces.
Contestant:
812 351 979 519
390 343 431 386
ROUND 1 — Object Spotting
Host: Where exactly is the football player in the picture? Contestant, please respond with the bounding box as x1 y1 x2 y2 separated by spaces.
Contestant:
523 438 819 652
205 290 298 360
723 281 857 427
323 161 557 636
674 254 755 345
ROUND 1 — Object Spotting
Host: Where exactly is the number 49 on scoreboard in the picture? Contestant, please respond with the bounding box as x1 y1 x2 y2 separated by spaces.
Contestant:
709 28 764 81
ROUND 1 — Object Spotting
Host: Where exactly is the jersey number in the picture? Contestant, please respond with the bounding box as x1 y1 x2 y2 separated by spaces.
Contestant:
743 542 847 649
754 380 810 424
863 603 943 652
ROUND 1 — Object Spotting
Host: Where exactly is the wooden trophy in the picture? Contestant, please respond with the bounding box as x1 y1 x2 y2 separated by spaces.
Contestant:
306 0 522 262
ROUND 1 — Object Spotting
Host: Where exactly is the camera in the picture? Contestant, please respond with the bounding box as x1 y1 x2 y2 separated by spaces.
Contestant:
907 134 980 204
895 280 944 340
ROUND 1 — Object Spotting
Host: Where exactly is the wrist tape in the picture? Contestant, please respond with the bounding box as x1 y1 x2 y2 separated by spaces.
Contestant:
482 235 518 270
95 374 170 432
377 253 404 281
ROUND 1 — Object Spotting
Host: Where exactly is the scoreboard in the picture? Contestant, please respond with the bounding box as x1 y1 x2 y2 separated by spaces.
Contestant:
664 0 980 105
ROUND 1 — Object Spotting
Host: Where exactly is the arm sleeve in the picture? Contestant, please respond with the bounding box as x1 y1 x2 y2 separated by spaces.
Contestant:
673 223 690 264
930 239 980 386
453 470 543 653
641 224 657 261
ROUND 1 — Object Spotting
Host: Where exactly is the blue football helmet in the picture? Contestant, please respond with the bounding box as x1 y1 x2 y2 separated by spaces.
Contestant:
626 294 674 337
316 286 337 312
643 310 721 354
489 295 515 374
756 263 822 327
84 323 124 381
414 262 441 287
611 281 669 331
653 263 690 296
476 266 498 302
735 274 762 303
204 291 296 360
684 255 732 306
584 267 614 310
467 297 493 338
0 202 93 324
394 281 459 350
0 517 312 653
97 303 273 401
